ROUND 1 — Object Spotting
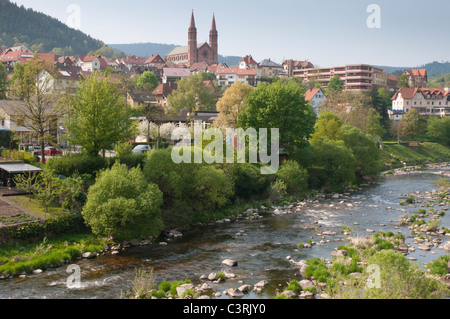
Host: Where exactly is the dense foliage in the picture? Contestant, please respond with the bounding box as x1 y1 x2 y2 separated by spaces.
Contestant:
82 163 164 241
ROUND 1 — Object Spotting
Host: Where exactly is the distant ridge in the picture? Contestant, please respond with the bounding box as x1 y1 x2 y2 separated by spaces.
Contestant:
376 61 450 76
108 42 243 66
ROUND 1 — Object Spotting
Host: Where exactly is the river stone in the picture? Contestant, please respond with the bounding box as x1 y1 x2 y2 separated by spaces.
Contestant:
200 283 212 291
331 250 347 257
208 273 217 281
238 285 251 294
32 269 43 274
299 279 314 290
282 290 297 298
254 280 268 288
322 230 337 236
226 288 244 299
82 252 96 259
398 244 409 252
222 259 238 267
447 260 450 273
300 291 315 299
176 286 188 299
197 295 210 299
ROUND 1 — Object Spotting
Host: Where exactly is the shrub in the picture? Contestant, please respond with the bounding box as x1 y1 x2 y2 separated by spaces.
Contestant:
427 255 450 276
365 250 446 299
82 163 163 241
276 160 308 196
305 258 330 283
233 163 271 200
285 280 302 292
270 180 287 203
47 153 108 177
158 281 172 293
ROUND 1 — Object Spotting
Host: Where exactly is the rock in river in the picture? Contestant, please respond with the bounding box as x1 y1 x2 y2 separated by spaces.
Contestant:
222 259 238 267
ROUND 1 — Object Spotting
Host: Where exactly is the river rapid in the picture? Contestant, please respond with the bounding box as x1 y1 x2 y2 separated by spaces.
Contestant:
0 165 449 299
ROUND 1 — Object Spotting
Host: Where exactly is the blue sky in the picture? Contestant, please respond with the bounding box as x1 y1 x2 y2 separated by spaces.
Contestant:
11 0 450 67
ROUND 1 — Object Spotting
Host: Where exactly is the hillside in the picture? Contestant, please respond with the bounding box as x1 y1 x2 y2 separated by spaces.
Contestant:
0 0 116 56
108 42 243 66
377 61 450 76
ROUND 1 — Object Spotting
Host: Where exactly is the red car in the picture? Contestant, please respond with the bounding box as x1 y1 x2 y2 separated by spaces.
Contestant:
44 147 62 156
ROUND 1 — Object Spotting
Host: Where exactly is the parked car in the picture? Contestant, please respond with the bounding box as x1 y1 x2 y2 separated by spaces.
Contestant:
133 145 150 154
44 146 62 156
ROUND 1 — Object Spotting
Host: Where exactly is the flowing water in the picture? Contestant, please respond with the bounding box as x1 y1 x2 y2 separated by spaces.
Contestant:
0 166 449 299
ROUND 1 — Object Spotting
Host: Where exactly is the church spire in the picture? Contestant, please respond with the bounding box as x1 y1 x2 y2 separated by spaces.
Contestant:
209 13 218 65
190 10 196 30
211 13 217 31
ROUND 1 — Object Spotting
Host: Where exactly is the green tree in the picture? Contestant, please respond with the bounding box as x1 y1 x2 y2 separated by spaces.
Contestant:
310 138 356 192
398 74 410 88
136 71 160 91
399 108 427 140
276 160 308 196
310 112 342 143
327 75 344 95
214 82 254 129
238 81 316 147
82 163 163 241
337 125 381 180
426 116 450 145
0 61 7 99
66 72 135 157
167 74 218 115
9 56 67 164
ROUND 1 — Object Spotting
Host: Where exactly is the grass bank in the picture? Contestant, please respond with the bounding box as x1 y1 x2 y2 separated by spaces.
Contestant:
381 142 450 170
0 233 110 277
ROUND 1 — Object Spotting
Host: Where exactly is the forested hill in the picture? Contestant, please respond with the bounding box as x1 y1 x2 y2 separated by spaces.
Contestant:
0 0 104 55
377 61 450 76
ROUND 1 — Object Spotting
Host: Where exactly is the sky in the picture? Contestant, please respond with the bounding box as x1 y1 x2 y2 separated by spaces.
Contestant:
9 0 450 67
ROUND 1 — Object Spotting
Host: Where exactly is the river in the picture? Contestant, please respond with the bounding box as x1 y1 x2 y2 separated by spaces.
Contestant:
0 165 449 299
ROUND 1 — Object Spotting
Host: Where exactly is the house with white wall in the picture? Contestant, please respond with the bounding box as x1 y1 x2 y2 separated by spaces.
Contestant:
304 88 327 115
389 87 450 120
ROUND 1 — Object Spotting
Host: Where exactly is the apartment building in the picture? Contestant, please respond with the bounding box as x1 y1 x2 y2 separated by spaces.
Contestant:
293 64 387 92
388 87 450 120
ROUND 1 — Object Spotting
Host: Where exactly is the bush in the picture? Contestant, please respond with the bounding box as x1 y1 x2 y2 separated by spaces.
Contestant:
365 250 446 299
309 138 356 192
233 163 271 200
305 258 330 283
158 281 172 293
143 148 235 226
285 280 302 292
82 163 163 241
47 153 108 177
276 160 308 196
427 255 450 276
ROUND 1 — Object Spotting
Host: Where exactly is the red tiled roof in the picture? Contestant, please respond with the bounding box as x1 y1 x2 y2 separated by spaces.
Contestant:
392 87 449 100
240 55 258 66
82 56 97 62
216 66 257 76
145 54 165 65
392 87 419 100
411 69 427 79
152 82 178 97
118 56 147 65
304 88 321 101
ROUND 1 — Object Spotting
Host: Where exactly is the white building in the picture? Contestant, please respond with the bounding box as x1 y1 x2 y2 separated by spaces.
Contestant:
304 88 327 115
389 87 450 120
